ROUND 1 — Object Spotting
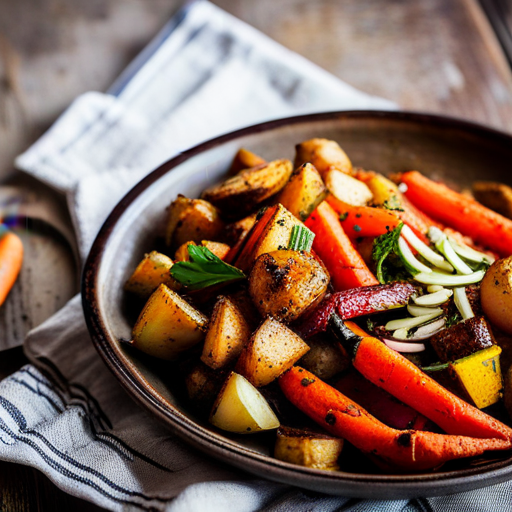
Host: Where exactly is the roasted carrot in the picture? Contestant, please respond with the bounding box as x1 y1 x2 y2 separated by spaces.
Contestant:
305 201 378 290
326 195 400 239
334 319 512 441
279 367 511 471
334 370 432 431
0 225 23 306
398 195 441 243
400 170 512 256
225 205 277 265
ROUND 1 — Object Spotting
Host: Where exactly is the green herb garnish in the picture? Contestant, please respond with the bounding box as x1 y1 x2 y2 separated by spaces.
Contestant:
288 225 315 252
372 222 406 283
170 245 246 290
421 362 449 372
339 212 349 221
382 195 405 212
445 311 462 328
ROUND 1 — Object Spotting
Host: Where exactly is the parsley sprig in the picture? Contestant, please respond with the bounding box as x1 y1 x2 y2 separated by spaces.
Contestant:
372 222 407 283
170 245 246 290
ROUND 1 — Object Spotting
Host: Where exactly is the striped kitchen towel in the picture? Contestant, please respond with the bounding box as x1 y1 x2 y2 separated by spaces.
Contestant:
3 0 510 510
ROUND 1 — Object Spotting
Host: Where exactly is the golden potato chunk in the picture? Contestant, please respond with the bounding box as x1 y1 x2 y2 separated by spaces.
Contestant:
201 296 251 370
124 251 180 298
276 163 328 221
209 372 279 433
274 426 343 470
294 138 352 177
481 256 512 334
166 196 224 248
249 250 329 323
201 159 293 216
324 169 373 206
235 317 310 387
232 204 303 272
131 284 207 360
229 148 266 175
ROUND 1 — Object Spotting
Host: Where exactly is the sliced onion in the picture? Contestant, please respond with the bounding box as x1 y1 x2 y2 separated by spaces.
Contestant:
411 317 446 339
383 338 426 353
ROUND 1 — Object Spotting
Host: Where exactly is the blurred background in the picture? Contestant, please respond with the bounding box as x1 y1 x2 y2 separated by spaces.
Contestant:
1 0 512 183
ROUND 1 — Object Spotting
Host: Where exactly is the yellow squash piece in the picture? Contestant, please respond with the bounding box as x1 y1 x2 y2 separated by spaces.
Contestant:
209 372 280 434
450 345 503 409
124 251 180 298
131 284 208 360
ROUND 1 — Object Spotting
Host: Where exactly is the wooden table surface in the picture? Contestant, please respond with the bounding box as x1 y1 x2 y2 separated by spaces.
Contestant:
1 0 512 509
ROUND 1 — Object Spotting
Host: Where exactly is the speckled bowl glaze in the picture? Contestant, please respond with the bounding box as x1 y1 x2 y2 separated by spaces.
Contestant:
83 111 512 498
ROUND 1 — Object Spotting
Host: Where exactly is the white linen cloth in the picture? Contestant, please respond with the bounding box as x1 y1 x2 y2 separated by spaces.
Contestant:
2 0 511 510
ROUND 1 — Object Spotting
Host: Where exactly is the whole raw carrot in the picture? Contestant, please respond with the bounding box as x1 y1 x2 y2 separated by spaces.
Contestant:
339 320 512 441
0 226 23 306
279 367 511 471
326 195 400 238
400 170 512 256
305 201 378 290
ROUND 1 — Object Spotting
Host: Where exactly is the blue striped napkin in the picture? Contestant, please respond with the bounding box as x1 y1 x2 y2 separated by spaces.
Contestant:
3 0 510 510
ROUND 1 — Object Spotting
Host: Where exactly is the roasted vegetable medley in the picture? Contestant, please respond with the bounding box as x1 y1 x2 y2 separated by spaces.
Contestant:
124 138 512 473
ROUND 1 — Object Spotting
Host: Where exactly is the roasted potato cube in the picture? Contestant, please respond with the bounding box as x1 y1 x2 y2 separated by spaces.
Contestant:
365 173 402 208
473 181 512 220
274 426 343 470
229 148 266 175
235 317 310 387
450 345 503 409
209 372 279 433
175 240 231 262
201 159 293 216
481 256 512 334
166 196 224 248
131 284 207 360
185 362 227 411
299 335 350 380
201 296 251 370
276 163 328 221
324 169 373 206
249 250 329 323
294 138 352 176
232 204 303 272
124 251 180 298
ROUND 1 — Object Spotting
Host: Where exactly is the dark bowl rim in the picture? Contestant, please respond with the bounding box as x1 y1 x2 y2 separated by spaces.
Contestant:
82 110 512 498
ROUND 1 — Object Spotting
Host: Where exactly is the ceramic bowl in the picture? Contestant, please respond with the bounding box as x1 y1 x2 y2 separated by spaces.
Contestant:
83 111 512 498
